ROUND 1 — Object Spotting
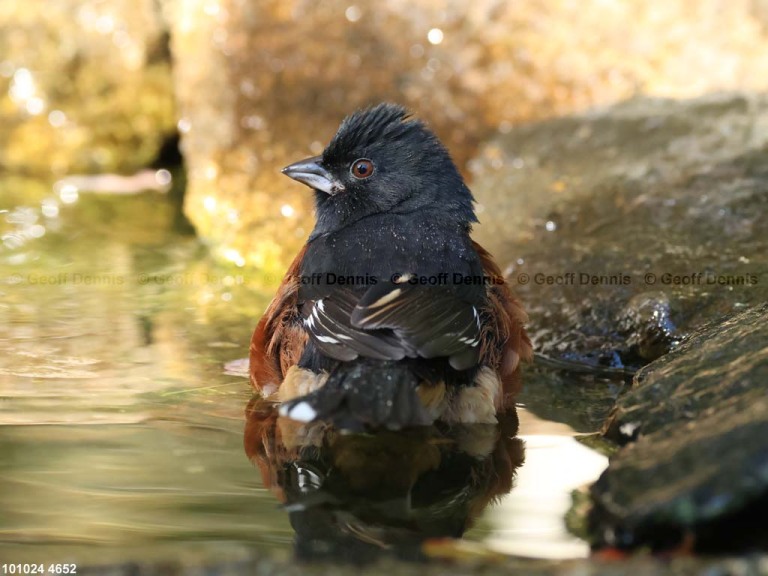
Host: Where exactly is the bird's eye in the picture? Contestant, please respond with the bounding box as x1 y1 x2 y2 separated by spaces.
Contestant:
350 159 374 179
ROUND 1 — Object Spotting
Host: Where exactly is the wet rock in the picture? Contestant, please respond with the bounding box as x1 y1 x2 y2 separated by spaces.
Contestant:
589 304 768 551
0 0 176 174
168 0 768 273
618 293 682 363
471 94 768 367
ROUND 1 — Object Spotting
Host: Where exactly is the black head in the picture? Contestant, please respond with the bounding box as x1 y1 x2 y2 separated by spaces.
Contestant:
282 103 477 236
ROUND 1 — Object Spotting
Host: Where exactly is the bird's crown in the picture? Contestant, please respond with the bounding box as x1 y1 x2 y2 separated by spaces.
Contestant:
323 103 440 163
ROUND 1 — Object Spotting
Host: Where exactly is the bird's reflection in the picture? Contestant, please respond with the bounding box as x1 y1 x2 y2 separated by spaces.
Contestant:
244 398 525 563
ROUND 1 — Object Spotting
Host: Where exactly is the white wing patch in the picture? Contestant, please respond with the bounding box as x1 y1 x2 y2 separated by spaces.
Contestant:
305 299 348 344
315 335 341 344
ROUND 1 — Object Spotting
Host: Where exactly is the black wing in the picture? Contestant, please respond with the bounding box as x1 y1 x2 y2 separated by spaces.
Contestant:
301 281 482 370
300 287 407 362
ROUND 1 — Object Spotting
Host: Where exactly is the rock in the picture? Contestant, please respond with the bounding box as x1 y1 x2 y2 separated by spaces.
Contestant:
588 304 768 551
471 94 768 368
168 0 768 274
0 0 176 174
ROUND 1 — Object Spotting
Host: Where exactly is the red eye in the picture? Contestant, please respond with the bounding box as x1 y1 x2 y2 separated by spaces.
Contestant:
351 159 374 179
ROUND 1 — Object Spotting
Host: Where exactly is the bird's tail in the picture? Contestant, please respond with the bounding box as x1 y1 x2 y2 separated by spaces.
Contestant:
279 360 432 431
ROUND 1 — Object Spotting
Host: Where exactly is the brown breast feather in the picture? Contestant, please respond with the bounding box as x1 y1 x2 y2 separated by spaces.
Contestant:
249 245 308 394
472 241 532 409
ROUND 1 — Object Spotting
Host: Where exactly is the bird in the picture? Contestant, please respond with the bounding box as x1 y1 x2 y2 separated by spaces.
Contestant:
249 103 531 429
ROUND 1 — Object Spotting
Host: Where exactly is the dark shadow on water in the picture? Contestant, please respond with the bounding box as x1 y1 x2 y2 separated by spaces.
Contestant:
150 133 196 236
243 398 525 564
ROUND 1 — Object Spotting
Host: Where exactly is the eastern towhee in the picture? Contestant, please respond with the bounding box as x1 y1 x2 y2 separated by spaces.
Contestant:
249 103 531 429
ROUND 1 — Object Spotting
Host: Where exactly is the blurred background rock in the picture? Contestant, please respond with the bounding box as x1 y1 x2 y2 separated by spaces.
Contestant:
4 0 768 273
0 0 175 174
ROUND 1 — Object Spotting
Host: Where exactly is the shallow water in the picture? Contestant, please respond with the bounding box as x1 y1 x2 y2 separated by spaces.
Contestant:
0 182 612 566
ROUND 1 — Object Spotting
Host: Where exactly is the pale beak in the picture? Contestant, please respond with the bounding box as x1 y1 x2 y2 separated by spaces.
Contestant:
282 155 345 195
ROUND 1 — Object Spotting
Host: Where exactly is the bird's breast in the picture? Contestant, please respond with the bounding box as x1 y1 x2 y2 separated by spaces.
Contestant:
300 215 481 294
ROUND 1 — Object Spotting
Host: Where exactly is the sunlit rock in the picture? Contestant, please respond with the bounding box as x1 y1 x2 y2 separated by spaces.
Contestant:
0 0 176 174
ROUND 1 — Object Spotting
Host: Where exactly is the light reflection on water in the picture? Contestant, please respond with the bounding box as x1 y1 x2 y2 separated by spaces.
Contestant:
0 185 609 565
476 411 609 559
